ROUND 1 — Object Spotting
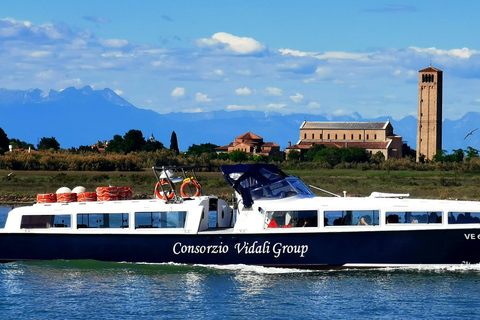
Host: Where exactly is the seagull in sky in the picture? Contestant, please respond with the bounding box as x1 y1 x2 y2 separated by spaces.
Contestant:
464 128 478 140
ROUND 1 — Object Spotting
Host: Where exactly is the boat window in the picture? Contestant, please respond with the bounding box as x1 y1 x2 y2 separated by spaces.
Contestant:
324 210 379 226
135 211 187 229
265 210 317 228
385 211 442 224
21 214 71 229
77 213 129 228
448 212 480 224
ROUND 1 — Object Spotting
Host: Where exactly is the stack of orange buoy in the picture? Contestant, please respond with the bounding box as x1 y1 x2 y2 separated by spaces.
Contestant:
37 193 57 203
55 187 77 203
57 193 78 203
77 192 97 202
96 186 119 201
118 187 133 200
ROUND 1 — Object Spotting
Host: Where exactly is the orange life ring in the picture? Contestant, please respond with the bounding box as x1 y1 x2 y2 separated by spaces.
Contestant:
155 179 175 200
180 178 201 197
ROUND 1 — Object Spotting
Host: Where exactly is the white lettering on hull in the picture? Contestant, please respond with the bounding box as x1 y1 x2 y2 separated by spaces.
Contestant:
173 241 308 258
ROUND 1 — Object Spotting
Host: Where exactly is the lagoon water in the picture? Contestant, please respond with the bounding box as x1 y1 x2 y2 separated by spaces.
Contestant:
1 206 480 319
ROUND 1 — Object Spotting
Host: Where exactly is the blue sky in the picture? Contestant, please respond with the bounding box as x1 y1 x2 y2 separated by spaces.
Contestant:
1 0 480 120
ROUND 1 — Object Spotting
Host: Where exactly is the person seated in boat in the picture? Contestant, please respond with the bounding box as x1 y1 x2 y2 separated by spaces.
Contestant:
358 215 372 226
342 211 353 225
386 214 399 224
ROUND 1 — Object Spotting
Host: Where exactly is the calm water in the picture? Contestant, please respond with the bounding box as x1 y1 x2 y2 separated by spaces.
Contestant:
1 207 480 319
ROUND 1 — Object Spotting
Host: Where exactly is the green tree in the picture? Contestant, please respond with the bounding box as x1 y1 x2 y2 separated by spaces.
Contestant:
106 134 125 153
370 151 385 164
123 129 146 153
0 127 9 154
229 150 248 162
286 150 301 161
305 144 326 162
217 153 230 160
449 149 464 163
170 131 180 155
143 140 164 152
37 137 60 151
187 143 218 155
433 150 447 162
466 146 479 161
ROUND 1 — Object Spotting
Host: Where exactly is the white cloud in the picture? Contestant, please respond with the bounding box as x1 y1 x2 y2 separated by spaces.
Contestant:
195 92 212 103
279 48 317 57
289 93 304 103
227 104 255 111
393 69 402 76
280 48 370 61
410 46 479 59
30 51 51 58
315 67 331 78
195 32 266 55
308 102 321 109
265 87 282 96
267 103 286 109
114 89 123 95
99 39 129 48
235 87 251 95
171 87 185 97
35 70 56 80
184 108 203 113
315 51 371 61
214 69 224 76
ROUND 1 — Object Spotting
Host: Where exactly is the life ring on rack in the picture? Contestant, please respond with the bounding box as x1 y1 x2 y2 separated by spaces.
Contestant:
155 179 175 200
180 178 201 197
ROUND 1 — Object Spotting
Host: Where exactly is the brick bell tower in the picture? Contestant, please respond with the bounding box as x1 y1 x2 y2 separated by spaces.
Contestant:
417 66 443 161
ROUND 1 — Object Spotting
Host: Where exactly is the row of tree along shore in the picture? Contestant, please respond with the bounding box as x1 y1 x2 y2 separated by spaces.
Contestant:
2 128 480 172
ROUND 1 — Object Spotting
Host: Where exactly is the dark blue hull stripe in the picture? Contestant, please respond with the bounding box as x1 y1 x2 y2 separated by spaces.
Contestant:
1 229 479 268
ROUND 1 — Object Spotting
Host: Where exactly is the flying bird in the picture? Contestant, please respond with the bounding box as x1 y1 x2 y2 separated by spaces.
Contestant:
464 128 478 140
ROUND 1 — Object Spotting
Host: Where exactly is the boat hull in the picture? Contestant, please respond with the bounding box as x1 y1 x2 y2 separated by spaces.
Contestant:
1 228 479 269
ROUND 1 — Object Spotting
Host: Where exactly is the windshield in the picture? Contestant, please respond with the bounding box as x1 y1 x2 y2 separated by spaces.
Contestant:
250 177 313 200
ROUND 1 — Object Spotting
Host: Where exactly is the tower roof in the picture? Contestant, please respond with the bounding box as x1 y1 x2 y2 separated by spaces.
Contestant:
419 66 442 73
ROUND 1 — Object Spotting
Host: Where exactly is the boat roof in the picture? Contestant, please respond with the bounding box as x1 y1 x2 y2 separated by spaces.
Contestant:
221 164 290 208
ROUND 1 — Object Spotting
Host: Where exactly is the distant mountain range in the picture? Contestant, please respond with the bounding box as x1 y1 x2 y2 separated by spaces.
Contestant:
0 86 478 152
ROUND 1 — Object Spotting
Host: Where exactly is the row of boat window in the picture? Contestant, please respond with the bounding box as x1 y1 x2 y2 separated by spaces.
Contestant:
16 210 480 229
19 212 187 229
266 210 480 228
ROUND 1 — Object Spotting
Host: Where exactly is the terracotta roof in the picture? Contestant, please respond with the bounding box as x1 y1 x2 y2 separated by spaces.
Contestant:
301 121 389 130
287 141 391 150
214 144 230 151
419 66 442 73
235 131 263 140
262 142 279 147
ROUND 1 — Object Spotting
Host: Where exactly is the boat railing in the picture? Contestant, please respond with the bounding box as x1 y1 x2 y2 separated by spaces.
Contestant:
152 165 203 203
308 185 342 197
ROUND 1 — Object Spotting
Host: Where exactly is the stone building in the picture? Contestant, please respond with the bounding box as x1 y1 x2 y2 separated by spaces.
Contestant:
417 66 443 161
286 120 403 159
215 132 282 158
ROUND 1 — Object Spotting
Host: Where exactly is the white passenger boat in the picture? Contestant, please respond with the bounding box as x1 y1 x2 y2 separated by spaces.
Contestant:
1 164 480 269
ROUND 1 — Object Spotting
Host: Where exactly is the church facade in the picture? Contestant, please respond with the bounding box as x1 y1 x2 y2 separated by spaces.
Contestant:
286 120 403 159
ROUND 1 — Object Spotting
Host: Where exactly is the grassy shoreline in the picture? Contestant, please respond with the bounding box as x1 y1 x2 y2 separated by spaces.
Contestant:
1 168 480 205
